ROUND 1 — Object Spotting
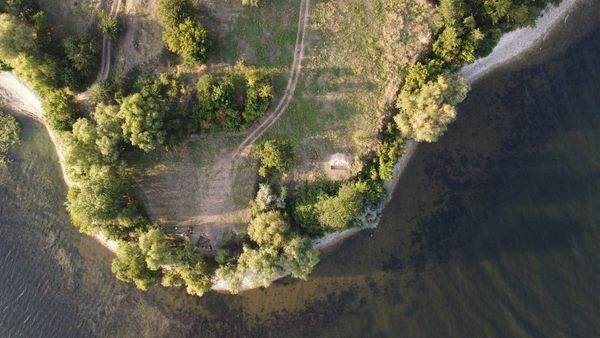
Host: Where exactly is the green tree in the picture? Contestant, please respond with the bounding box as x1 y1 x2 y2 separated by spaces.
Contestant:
242 68 272 123
432 26 475 65
138 227 177 270
119 93 166 152
0 111 20 166
63 118 102 180
66 164 128 232
11 53 58 93
42 89 77 131
436 0 467 26
395 73 469 142
316 182 366 230
0 13 35 63
254 139 293 177
162 18 208 64
247 210 290 248
234 245 280 289
98 9 122 42
93 103 123 161
278 235 319 279
64 33 100 78
157 0 194 28
242 0 259 6
175 261 213 296
160 240 214 296
112 241 161 291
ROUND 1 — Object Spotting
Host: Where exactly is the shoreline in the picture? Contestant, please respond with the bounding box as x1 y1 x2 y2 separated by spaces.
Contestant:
0 0 581 293
314 0 582 252
0 72 118 254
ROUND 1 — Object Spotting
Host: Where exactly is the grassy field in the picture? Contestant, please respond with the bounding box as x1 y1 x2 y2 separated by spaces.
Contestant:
124 0 435 246
123 0 301 239
262 0 434 184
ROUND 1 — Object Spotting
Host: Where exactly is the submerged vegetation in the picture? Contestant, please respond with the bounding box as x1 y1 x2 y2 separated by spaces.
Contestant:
0 0 564 296
0 110 20 166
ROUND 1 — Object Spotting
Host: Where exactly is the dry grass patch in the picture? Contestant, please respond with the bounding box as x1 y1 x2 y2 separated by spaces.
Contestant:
263 0 435 187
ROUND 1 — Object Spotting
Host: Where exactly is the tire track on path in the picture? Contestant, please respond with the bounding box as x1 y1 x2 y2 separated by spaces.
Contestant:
192 0 310 229
95 0 121 84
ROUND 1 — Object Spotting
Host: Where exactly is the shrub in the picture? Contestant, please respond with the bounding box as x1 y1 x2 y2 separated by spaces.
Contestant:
43 89 77 131
316 182 367 230
292 181 337 237
395 72 469 142
376 125 405 181
255 139 293 177
64 33 100 79
195 67 271 131
112 241 161 291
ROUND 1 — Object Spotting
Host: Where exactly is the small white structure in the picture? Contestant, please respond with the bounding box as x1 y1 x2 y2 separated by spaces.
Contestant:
328 153 350 170
323 153 352 180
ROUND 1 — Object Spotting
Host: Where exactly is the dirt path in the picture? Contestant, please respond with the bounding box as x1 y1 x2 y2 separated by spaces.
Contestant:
95 0 121 83
231 0 310 162
185 0 311 244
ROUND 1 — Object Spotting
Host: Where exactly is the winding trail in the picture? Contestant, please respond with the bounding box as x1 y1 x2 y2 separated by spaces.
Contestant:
192 0 311 229
231 0 310 162
95 0 121 83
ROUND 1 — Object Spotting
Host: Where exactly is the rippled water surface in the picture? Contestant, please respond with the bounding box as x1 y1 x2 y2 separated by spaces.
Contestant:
1 2 600 337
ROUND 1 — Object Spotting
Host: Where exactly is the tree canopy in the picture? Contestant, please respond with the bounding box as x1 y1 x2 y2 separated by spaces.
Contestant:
254 139 293 177
395 73 469 142
157 0 207 64
42 89 78 131
112 241 161 291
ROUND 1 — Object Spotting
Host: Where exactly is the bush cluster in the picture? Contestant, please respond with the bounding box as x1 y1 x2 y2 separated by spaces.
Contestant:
157 0 208 64
395 0 558 143
195 65 272 131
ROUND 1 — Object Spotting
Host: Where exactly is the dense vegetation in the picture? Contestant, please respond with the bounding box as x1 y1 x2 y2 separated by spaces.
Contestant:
0 0 277 296
157 0 208 64
195 63 272 131
0 109 20 166
394 0 559 143
254 139 293 177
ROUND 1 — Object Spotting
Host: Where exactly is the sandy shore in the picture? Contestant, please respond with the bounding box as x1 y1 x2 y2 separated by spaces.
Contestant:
462 0 582 83
0 72 119 253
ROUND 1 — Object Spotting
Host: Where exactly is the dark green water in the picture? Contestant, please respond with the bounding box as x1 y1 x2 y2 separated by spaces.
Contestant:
2 2 600 337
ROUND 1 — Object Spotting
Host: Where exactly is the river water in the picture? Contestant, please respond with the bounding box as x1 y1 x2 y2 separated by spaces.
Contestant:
1 2 600 337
